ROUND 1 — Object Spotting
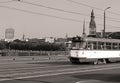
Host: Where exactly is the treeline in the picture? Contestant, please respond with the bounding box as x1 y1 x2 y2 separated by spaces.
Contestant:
0 39 66 51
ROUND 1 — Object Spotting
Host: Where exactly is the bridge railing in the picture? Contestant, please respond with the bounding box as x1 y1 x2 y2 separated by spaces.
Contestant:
0 50 69 56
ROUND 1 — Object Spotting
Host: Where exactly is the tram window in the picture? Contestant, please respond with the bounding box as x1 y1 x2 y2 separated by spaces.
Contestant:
74 43 80 49
102 42 106 50
98 42 103 50
86 42 92 50
119 43 120 49
86 42 91 49
86 42 95 50
106 42 111 50
71 42 86 50
113 43 118 50
117 43 119 50
97 42 108 50
93 42 97 50
71 43 76 49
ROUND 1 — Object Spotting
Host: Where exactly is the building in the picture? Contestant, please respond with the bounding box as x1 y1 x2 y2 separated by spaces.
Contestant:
5 28 15 42
44 37 55 43
20 34 28 42
28 38 45 44
55 38 66 44
86 10 120 39
107 32 120 39
89 10 96 37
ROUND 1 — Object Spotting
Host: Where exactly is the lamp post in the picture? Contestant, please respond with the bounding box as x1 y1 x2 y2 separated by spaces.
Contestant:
103 7 111 38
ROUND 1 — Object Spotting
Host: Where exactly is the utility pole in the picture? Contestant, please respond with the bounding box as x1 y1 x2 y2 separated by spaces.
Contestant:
103 7 111 38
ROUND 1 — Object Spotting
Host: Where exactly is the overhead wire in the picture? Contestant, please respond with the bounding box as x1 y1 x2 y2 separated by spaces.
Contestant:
1 5 120 29
0 0 13 3
67 0 120 16
0 0 120 29
0 0 120 24
0 5 85 23
67 0 103 11
13 0 90 16
13 0 120 23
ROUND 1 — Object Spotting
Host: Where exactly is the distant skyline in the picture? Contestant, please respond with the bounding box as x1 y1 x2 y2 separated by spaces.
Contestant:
0 0 120 39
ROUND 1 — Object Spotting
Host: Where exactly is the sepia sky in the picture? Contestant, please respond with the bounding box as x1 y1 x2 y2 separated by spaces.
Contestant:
0 0 120 39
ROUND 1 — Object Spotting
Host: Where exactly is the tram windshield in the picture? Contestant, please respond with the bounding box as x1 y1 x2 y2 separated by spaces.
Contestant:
71 42 86 50
71 36 86 50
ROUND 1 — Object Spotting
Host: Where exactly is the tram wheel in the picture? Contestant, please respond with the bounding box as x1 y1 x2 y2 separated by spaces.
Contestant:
103 59 107 64
70 57 80 64
105 59 111 63
93 59 107 65
92 60 98 65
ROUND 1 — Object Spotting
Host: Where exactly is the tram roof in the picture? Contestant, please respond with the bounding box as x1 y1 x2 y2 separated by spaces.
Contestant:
84 37 120 43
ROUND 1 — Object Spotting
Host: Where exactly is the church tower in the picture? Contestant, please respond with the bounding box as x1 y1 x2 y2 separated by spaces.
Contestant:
89 9 96 36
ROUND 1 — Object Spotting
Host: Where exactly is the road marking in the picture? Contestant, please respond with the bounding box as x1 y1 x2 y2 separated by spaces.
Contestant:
0 63 120 72
76 80 101 83
0 64 120 77
0 64 120 76
0 65 120 81
0 64 73 72
76 81 85 83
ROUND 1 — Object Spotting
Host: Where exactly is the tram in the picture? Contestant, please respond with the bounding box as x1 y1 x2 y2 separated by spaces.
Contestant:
68 36 120 64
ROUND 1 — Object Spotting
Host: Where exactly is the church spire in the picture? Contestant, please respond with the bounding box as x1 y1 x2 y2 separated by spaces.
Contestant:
89 9 96 37
82 19 86 37
91 9 94 17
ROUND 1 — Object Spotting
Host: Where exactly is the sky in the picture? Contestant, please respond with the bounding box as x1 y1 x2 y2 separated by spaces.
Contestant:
0 0 120 39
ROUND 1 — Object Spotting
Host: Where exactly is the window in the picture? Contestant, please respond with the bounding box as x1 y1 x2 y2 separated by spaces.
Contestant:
93 42 97 49
97 42 108 50
71 42 86 50
113 43 118 50
98 42 103 50
106 42 111 50
119 43 120 49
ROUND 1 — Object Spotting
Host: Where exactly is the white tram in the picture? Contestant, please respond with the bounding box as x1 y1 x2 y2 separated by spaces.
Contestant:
69 36 120 64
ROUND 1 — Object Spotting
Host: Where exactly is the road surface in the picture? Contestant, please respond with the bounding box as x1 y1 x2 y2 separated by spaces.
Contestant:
0 55 120 83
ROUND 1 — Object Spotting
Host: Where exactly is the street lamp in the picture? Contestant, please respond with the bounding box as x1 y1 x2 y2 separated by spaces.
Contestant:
103 7 111 38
